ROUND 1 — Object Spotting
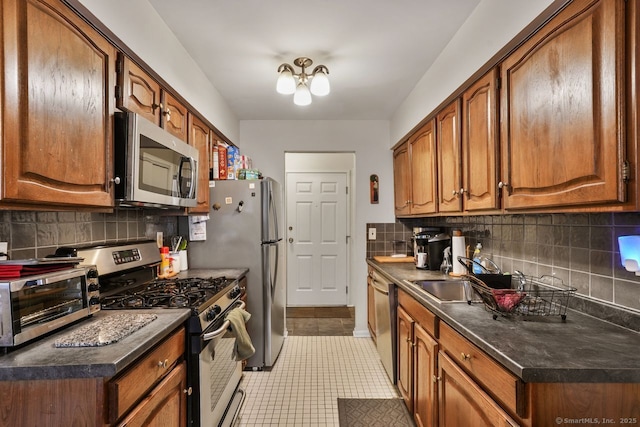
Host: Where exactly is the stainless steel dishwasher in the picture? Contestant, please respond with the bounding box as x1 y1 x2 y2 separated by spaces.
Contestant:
368 268 396 383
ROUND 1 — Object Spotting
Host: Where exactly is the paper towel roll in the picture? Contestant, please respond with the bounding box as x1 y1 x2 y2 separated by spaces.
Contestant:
452 235 466 275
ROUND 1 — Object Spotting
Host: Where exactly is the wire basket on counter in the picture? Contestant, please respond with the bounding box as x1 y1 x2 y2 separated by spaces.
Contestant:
464 274 577 321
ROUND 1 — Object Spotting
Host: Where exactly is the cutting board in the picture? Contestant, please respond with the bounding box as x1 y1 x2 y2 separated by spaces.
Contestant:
373 255 414 263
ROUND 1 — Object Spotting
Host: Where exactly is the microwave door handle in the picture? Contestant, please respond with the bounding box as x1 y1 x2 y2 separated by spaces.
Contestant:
179 156 197 199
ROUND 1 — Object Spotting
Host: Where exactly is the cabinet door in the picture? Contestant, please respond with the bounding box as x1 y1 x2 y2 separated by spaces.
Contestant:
409 120 438 214
438 352 519 427
437 100 463 213
414 323 438 427
188 113 211 214
462 69 499 212
393 143 412 216
116 362 187 427
117 53 162 125
397 306 414 412
162 92 188 142
500 0 625 210
2 0 115 207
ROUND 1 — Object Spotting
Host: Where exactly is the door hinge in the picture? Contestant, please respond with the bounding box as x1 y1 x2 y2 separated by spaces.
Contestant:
346 186 349 194
622 160 631 183
346 286 348 294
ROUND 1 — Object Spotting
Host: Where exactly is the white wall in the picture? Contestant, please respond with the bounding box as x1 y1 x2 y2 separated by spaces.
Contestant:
77 0 239 142
390 0 557 143
240 120 395 335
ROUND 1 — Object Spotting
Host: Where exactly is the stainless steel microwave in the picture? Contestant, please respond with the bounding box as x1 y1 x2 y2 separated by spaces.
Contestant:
114 111 199 208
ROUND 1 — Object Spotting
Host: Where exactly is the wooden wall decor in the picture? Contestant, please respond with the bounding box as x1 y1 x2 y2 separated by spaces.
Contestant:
370 174 379 204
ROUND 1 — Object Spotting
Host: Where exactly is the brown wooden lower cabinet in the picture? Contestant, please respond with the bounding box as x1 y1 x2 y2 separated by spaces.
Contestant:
116 361 187 427
0 327 186 427
396 288 640 427
397 290 438 427
438 351 519 427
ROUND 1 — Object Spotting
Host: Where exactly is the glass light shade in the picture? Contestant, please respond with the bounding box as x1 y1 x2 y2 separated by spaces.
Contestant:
276 69 296 94
618 235 640 274
293 82 312 106
310 70 330 96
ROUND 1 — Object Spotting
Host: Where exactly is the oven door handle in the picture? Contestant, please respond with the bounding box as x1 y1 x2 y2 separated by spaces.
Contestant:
202 300 247 341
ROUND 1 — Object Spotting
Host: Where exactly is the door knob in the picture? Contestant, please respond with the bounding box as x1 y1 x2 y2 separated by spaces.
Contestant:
289 238 294 243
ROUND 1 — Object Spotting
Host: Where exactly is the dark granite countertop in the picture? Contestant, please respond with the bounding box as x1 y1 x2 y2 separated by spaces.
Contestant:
367 259 640 383
0 309 190 381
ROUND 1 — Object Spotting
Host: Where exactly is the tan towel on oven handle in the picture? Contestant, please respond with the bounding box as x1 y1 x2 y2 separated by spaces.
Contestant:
226 307 255 361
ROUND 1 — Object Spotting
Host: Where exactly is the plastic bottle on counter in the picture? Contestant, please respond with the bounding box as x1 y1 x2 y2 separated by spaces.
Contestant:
159 246 171 278
472 243 483 274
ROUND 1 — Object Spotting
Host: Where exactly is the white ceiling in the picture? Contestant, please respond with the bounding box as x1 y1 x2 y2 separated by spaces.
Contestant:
147 0 481 121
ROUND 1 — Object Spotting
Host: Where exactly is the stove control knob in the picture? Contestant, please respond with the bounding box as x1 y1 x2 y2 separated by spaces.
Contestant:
89 297 100 306
86 268 99 279
229 287 241 298
206 305 222 321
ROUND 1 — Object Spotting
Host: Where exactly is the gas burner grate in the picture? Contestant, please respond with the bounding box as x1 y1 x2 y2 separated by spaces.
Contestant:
100 276 237 310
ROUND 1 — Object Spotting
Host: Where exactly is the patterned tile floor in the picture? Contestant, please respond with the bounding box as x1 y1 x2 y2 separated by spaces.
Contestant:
236 308 398 426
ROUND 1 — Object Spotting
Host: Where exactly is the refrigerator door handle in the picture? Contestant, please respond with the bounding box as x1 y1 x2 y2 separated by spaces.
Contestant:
269 183 281 241
271 243 279 300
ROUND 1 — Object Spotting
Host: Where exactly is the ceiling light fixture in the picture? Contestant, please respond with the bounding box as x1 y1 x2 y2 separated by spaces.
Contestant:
276 57 330 106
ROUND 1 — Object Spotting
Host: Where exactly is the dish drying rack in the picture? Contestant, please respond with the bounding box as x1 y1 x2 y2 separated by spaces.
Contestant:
464 274 577 321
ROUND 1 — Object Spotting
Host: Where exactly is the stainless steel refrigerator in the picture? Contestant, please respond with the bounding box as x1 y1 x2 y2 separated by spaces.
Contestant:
185 178 286 369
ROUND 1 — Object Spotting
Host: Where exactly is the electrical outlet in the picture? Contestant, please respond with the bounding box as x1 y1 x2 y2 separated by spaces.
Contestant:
156 232 164 248
368 228 377 240
0 242 7 260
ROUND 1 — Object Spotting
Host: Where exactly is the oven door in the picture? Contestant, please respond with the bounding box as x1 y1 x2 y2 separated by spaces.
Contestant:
195 301 247 427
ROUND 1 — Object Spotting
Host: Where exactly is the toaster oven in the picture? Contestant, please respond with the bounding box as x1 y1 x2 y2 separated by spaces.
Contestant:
0 266 100 347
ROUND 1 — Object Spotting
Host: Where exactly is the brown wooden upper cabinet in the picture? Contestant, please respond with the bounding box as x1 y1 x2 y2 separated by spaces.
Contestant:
436 100 462 213
1 0 116 208
117 54 188 142
461 69 500 212
436 69 499 214
394 120 438 216
499 0 626 210
188 113 212 214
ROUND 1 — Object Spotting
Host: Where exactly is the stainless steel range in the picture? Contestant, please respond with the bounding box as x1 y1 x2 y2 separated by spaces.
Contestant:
72 240 247 427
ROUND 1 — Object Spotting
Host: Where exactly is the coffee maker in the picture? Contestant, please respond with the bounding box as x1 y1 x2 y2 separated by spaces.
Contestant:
412 227 440 269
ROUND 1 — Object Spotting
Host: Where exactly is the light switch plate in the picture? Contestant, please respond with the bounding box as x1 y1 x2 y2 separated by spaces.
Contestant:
368 228 377 240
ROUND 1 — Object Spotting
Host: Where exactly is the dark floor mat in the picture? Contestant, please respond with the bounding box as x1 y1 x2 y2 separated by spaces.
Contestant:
287 306 353 318
337 398 414 427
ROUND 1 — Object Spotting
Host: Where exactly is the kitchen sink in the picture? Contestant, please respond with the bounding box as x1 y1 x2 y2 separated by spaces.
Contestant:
408 279 476 303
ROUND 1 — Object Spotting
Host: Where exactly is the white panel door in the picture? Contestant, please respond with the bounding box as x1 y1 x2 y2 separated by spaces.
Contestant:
286 172 348 306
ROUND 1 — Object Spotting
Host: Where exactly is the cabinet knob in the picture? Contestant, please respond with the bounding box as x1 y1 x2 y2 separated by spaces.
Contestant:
498 181 509 189
183 387 193 395
460 352 471 361
152 102 162 112
158 359 169 369
432 375 441 383
459 188 465 195
162 108 171 121
110 177 121 185
452 190 458 196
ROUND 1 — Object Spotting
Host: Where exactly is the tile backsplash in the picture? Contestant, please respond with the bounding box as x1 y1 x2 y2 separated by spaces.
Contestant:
0 210 178 259
367 213 640 325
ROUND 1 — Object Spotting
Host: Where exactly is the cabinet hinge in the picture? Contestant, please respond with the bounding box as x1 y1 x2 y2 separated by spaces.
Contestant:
116 56 123 74
115 85 122 101
496 76 501 90
622 160 631 183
